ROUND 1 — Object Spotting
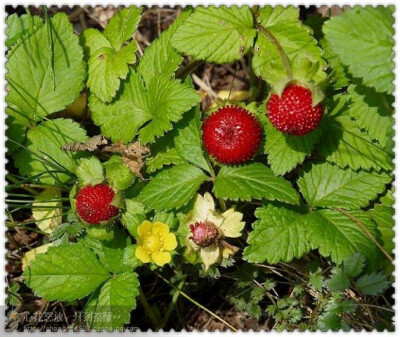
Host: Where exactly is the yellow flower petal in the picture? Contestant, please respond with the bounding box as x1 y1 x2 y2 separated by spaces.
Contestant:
137 220 152 239
222 246 234 259
152 222 170 236
163 232 178 251
220 209 245 238
200 245 220 270
135 246 151 263
151 251 172 266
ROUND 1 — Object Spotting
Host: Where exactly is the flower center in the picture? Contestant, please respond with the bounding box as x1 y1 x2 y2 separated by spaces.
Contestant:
143 232 164 253
189 221 219 248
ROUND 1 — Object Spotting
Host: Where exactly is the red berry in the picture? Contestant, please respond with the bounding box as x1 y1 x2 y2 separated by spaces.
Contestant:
189 221 220 248
76 184 119 224
267 85 323 136
202 106 262 165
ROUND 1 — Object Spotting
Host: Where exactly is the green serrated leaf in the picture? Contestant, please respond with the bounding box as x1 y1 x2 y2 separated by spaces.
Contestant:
298 162 391 210
103 6 142 51
79 229 131 274
90 70 200 144
104 155 135 190
171 6 256 63
253 6 325 88
174 106 210 172
356 272 390 295
261 111 322 175
146 148 185 174
343 253 365 277
243 203 310 263
85 271 139 331
138 75 201 144
317 96 393 171
76 157 104 186
369 191 394 255
137 10 190 84
213 163 299 204
87 42 137 102
6 13 85 126
6 13 43 47
306 210 380 266
323 6 394 94
23 243 109 301
348 84 394 148
318 313 342 331
326 269 350 292
121 199 146 238
14 119 88 184
138 163 208 211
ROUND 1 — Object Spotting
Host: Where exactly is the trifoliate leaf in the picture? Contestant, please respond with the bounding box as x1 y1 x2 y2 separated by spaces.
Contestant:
323 6 394 94
298 162 391 210
14 119 88 184
6 13 85 126
174 107 210 173
317 96 393 171
6 13 43 47
138 10 190 84
253 6 324 88
348 84 394 148
32 188 62 234
137 163 208 211
23 243 109 301
79 229 131 274
85 272 139 331
356 272 390 295
90 70 200 144
213 163 299 205
244 203 310 263
103 6 142 51
306 210 380 266
261 111 322 175
104 155 135 190
171 6 256 63
75 157 104 186
121 199 146 238
369 190 394 255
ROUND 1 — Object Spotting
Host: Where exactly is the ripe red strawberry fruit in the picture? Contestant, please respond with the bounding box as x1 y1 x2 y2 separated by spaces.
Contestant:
267 84 323 136
76 184 119 224
202 106 262 165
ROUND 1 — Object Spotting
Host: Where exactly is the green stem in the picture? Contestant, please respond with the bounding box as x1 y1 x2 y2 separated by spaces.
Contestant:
158 277 186 330
256 23 292 79
176 59 204 79
139 287 161 328
152 270 238 331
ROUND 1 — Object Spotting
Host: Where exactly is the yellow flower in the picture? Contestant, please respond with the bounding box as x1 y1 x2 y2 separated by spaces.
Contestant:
135 221 177 266
184 193 245 270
